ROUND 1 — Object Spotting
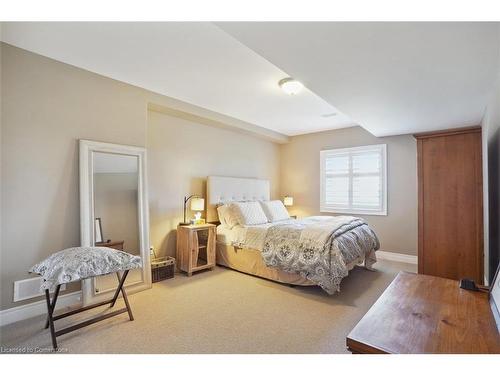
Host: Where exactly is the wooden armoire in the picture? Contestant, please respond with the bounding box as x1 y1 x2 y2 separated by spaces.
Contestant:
414 126 483 283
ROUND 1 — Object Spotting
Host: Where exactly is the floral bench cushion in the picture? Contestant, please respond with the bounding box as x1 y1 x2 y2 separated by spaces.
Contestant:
30 247 142 290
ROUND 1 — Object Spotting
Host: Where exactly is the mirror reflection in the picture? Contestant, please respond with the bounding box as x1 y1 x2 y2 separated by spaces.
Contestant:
92 152 140 256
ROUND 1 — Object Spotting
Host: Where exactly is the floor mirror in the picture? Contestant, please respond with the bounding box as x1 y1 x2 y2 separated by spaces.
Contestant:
79 140 151 305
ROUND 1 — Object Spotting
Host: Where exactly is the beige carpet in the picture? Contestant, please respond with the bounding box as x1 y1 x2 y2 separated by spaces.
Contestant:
0 260 415 354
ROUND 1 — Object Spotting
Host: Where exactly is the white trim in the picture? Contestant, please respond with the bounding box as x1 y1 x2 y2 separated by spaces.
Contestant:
0 291 82 327
481 125 490 285
320 207 388 216
376 250 418 265
13 276 66 302
79 140 152 306
320 144 388 216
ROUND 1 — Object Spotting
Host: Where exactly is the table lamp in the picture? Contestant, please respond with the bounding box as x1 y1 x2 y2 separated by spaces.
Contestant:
180 195 205 226
283 196 294 207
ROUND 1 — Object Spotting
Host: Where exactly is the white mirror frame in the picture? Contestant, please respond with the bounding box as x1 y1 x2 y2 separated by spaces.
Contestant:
79 140 151 305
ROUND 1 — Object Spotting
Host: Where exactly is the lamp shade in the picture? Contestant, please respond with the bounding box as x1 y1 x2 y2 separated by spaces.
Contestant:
283 196 294 206
190 197 205 211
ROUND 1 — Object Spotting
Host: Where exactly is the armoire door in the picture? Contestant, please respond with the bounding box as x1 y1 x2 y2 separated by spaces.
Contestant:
416 127 483 283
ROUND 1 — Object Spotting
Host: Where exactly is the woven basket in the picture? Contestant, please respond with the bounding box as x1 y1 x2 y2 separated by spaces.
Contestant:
151 256 175 283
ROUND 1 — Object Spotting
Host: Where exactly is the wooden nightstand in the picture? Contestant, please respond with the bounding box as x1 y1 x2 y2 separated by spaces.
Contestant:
176 224 216 276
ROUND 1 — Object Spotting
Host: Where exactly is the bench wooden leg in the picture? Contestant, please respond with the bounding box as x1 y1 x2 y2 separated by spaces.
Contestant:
110 270 129 308
44 289 58 350
43 271 134 350
44 284 61 329
115 272 134 321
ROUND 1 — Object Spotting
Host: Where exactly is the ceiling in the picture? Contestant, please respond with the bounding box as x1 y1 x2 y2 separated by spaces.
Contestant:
0 22 352 137
1 22 500 137
218 22 500 136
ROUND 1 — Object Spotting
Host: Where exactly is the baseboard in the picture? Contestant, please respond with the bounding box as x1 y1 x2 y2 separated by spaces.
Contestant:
376 250 418 265
0 291 82 327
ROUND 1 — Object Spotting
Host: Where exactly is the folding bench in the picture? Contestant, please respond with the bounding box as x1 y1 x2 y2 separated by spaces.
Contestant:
30 246 142 350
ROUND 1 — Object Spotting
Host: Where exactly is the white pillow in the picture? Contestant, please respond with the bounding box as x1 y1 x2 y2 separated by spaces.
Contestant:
216 204 239 229
30 247 142 290
259 200 290 222
230 201 268 226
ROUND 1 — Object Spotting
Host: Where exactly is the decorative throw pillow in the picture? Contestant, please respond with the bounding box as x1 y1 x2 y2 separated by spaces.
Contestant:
230 201 269 226
216 205 228 226
30 247 142 290
217 204 239 229
259 200 290 222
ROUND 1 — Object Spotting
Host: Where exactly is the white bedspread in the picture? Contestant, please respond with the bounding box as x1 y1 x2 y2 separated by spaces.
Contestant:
216 216 356 251
299 216 358 247
217 221 281 250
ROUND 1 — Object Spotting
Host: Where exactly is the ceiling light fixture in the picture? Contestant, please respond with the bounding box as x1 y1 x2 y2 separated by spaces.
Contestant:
279 77 304 95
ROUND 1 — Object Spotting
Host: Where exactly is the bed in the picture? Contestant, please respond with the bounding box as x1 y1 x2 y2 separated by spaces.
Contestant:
207 176 379 294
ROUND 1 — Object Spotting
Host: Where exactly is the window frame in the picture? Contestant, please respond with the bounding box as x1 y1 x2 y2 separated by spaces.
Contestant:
320 144 387 216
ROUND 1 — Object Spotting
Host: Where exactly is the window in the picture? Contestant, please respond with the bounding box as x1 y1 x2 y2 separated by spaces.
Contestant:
320 144 387 215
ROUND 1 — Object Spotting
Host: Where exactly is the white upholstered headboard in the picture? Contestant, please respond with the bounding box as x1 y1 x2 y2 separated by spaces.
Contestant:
206 176 270 222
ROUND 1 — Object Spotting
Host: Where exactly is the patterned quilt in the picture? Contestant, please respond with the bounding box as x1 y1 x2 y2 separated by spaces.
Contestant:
261 216 379 294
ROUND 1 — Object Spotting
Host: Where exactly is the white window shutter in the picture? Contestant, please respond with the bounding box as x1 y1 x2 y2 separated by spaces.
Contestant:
320 144 387 215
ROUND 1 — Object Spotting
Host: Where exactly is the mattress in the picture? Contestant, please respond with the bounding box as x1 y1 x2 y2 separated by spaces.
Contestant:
216 225 251 246
216 242 366 287
216 243 315 286
216 220 315 285
216 216 375 290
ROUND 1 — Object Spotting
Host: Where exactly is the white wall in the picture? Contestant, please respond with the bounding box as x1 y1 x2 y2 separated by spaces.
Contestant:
1 42 147 310
280 126 417 256
0 43 281 311
147 110 280 258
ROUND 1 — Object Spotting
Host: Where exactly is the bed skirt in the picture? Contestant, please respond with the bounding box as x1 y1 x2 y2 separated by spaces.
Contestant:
216 242 367 287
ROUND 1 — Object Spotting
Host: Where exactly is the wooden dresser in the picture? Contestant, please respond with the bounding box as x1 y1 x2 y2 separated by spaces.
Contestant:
95 240 124 250
414 126 483 283
346 272 500 354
